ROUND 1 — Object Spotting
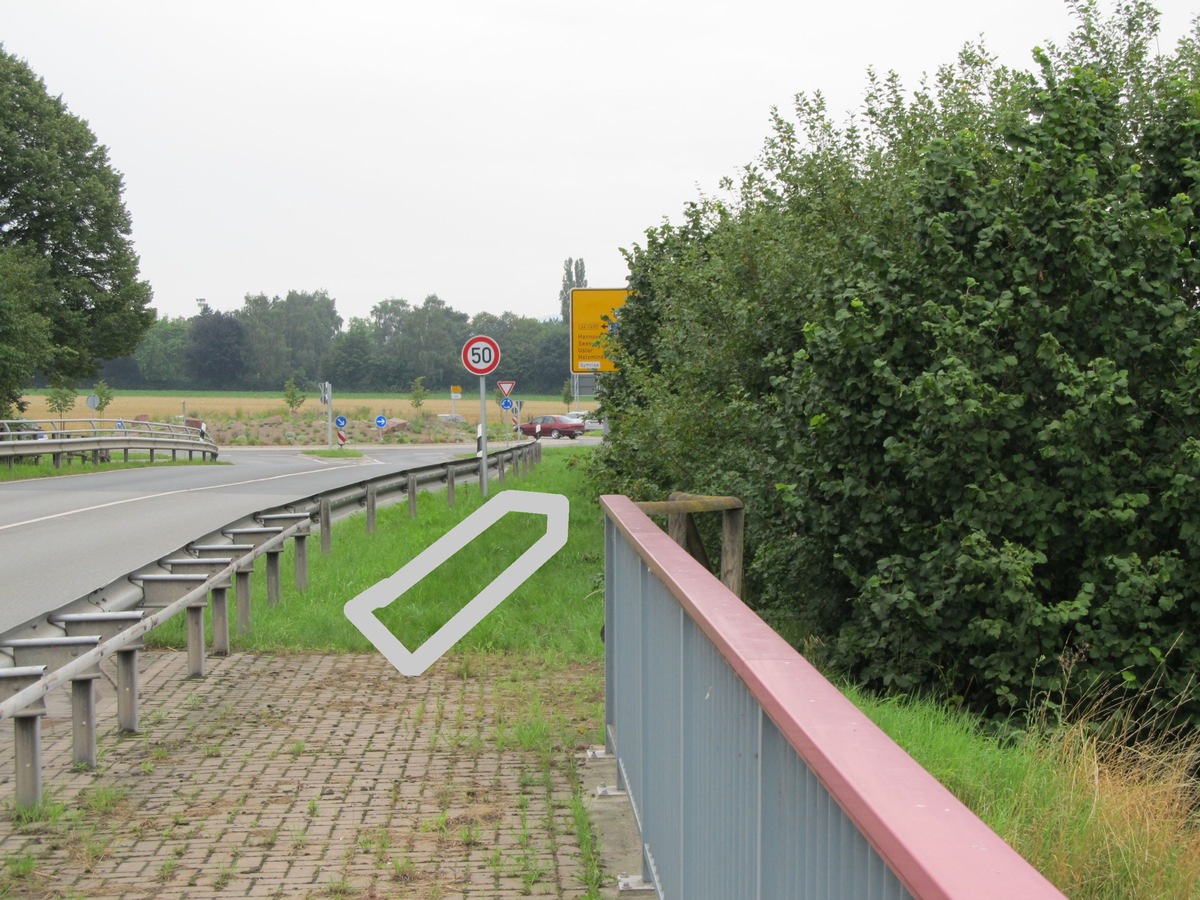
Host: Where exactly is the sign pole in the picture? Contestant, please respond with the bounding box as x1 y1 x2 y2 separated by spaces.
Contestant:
479 374 488 498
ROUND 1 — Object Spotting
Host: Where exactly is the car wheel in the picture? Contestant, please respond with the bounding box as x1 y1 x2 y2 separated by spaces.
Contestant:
568 433 577 440
551 429 561 439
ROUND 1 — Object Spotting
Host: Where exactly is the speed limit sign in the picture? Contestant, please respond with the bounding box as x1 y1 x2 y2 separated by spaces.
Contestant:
462 335 501 376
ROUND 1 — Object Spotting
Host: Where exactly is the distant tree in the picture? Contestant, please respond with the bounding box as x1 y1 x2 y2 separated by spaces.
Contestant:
184 302 246 389
91 379 115 415
559 258 587 323
282 377 306 414
327 318 376 391
410 376 428 409
134 316 190 389
0 47 154 385
45 382 77 427
562 379 574 408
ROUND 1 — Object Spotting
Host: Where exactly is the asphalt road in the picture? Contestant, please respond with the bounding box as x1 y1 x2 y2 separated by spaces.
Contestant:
0 445 467 635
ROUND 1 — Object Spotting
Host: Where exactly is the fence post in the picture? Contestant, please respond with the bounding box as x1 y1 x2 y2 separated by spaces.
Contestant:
721 506 745 598
186 603 206 677
117 649 139 731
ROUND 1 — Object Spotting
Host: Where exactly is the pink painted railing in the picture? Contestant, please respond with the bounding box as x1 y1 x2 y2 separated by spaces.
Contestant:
602 494 1065 899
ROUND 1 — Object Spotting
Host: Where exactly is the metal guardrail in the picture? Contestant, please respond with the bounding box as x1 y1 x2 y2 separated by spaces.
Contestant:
0 417 218 466
0 440 541 809
601 494 1066 900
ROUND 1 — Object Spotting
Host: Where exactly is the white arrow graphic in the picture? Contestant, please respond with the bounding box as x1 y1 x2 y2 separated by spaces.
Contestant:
344 490 569 676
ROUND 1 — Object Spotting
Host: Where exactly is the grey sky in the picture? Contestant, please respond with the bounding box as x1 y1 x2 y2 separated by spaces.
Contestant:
1 1 1195 324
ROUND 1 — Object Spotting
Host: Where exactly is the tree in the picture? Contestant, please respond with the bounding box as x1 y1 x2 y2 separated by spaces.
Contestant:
282 377 305 414
184 302 246 389
559 258 587 323
594 3 1200 725
45 382 77 427
0 46 154 386
91 379 114 415
410 376 428 409
134 316 190 389
0 247 54 418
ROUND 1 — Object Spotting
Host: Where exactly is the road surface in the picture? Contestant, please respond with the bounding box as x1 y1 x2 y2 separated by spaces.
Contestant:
0 446 465 635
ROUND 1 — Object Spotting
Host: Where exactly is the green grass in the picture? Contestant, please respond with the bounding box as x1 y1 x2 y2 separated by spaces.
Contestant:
146 445 604 660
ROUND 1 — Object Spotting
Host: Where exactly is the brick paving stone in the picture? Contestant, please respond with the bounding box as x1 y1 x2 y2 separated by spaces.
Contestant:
0 649 607 899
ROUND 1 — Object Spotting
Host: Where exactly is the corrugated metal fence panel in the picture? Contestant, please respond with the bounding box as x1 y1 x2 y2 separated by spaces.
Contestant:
602 496 1066 900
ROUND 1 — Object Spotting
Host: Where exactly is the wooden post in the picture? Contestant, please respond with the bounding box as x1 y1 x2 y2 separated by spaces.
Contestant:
722 506 745 598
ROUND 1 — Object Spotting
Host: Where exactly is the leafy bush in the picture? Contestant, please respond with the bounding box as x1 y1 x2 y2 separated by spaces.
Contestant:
595 2 1200 724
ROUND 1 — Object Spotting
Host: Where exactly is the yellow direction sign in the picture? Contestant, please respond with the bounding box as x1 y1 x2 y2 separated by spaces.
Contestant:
570 288 628 374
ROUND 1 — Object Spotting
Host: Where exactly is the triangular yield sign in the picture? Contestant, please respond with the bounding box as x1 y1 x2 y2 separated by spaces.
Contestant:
497 380 516 397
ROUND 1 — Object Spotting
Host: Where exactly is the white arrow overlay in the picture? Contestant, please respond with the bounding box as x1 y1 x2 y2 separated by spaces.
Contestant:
344 490 569 676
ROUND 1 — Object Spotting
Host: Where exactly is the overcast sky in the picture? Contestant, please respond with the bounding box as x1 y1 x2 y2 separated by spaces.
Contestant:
1 1 1195 325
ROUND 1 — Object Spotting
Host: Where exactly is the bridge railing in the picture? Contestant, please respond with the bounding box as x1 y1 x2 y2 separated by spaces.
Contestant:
601 494 1065 900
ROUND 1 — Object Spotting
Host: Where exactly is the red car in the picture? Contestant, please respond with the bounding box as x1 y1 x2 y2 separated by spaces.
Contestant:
517 415 584 440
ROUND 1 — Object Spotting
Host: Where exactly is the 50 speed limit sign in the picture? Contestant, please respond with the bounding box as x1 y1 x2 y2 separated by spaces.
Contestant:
462 335 501 376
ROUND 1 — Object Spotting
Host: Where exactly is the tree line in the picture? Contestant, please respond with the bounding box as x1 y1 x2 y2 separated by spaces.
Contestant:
593 1 1200 727
1 42 586 414
98 291 573 395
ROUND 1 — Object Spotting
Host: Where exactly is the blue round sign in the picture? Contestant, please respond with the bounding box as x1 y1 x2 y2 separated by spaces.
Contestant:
499 397 514 411
335 415 347 428
375 415 387 428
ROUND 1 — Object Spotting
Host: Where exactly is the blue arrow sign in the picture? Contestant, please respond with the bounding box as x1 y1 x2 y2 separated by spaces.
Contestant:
500 397 514 411
375 415 387 428
335 415 347 428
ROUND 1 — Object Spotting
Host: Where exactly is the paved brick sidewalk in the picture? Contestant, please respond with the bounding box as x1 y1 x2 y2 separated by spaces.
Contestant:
0 650 608 899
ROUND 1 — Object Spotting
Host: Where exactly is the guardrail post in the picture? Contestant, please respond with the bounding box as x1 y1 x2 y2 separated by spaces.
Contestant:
2 637 102 768
408 475 418 517
212 584 231 655
236 565 253 634
497 455 506 484
294 530 309 591
446 465 456 507
186 602 206 676
2 667 47 811
366 484 377 534
117 649 139 732
266 549 282 607
51 612 144 732
320 498 332 555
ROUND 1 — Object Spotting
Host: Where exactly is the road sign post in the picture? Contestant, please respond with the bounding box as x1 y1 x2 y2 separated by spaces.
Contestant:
462 336 501 498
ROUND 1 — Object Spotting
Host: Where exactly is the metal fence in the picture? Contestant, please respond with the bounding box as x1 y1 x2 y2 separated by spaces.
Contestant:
0 417 217 467
601 494 1065 900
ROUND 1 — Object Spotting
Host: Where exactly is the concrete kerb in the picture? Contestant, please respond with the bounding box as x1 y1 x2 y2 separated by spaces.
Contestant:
0 650 625 899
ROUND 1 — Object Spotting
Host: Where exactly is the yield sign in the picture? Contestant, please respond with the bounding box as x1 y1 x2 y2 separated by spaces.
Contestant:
497 380 516 398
